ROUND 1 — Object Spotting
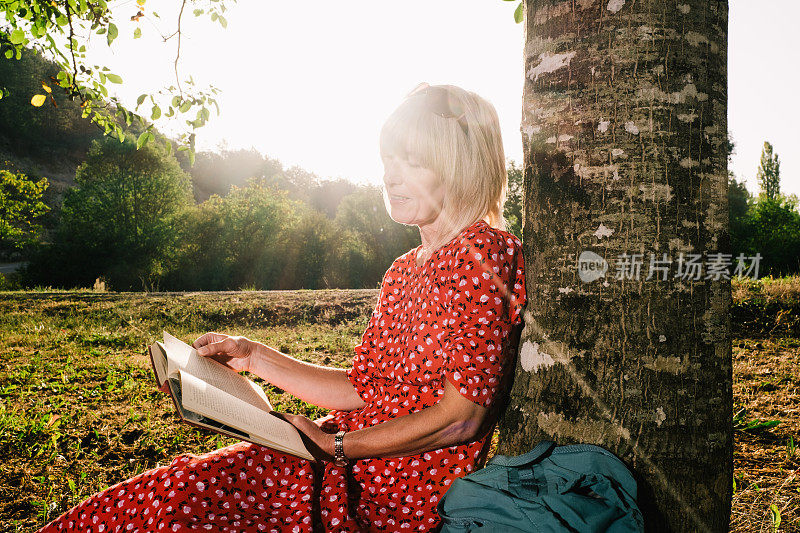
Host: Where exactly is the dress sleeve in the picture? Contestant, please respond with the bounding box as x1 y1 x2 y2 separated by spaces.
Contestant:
441 233 526 407
346 264 395 403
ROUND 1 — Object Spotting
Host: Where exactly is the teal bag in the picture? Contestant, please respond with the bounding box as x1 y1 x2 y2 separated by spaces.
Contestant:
437 441 644 532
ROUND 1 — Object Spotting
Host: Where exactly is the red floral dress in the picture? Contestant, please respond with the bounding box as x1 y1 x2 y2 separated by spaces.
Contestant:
40 219 526 533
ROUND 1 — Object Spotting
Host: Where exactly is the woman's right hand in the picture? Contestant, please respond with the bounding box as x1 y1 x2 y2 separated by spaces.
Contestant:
192 332 256 374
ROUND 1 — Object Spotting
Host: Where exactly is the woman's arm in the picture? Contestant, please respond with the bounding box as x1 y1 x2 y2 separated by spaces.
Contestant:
193 332 366 412
248 341 366 412
282 377 494 461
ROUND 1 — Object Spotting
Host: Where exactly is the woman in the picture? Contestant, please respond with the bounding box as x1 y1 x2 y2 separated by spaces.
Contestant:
41 82 526 532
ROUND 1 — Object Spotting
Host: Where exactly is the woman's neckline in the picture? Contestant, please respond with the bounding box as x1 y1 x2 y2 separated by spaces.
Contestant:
413 219 488 268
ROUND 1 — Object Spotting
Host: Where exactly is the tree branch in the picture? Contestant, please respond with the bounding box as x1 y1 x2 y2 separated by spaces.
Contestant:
173 0 187 97
63 0 80 98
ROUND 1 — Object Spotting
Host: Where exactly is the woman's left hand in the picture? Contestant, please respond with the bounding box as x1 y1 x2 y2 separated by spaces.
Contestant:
275 412 336 463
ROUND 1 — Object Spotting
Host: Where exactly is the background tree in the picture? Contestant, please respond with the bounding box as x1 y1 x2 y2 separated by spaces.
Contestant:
728 174 751 224
219 178 300 290
498 1 731 530
324 228 375 289
0 169 49 253
307 179 359 219
165 177 302 290
728 173 753 266
756 141 780 201
729 142 800 276
331 187 419 287
24 138 192 289
745 196 800 276
279 209 336 289
189 149 284 202
503 160 523 239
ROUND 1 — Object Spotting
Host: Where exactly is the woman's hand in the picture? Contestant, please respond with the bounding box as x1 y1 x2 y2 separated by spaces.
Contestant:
274 412 336 463
192 332 255 374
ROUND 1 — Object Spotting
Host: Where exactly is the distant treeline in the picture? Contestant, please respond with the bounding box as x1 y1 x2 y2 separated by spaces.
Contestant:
16 139 419 290
1 40 797 290
5 137 520 291
0 41 525 291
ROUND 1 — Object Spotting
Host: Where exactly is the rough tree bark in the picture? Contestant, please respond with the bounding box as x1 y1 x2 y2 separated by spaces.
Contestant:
496 1 731 531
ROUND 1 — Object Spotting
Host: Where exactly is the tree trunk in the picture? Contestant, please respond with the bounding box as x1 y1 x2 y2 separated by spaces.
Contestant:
497 1 731 531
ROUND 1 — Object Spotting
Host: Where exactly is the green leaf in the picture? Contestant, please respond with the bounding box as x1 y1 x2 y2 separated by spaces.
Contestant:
171 95 181 108
136 131 150 150
107 23 118 46
151 105 161 120
10 29 25 45
770 504 781 531
179 101 192 113
218 15 227 28
106 73 123 84
4 50 13 60
136 94 147 107
133 27 141 39
514 2 524 23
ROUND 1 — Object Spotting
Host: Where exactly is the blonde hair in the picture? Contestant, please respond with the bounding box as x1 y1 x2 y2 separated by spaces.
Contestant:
379 84 508 252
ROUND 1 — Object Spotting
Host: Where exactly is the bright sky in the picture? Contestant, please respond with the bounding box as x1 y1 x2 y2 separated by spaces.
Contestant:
95 0 799 198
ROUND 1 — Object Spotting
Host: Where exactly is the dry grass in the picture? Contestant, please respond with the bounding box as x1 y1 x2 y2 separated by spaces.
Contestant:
733 276 800 307
732 276 800 339
730 337 800 532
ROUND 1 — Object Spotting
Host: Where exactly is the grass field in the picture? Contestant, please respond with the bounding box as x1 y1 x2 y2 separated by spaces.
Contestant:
1 280 798 532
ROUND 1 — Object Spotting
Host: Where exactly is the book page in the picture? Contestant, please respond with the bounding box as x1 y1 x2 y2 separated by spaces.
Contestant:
179 371 313 460
149 342 168 386
167 377 250 440
163 331 193 377
163 332 273 412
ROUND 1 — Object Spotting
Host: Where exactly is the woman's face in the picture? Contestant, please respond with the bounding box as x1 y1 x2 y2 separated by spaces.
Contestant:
381 151 446 227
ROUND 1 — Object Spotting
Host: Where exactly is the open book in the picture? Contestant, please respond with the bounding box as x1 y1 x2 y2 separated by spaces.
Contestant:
148 332 314 461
